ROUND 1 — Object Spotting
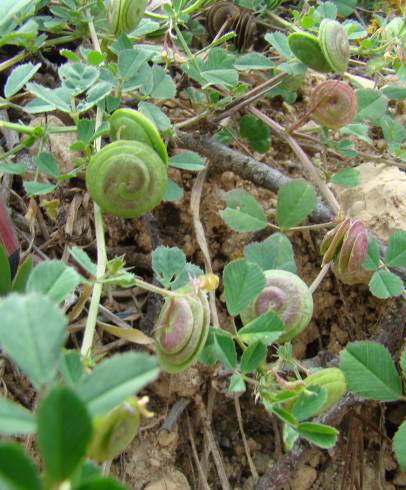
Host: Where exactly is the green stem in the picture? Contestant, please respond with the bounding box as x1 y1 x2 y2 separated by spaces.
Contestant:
80 10 107 358
0 120 37 136
309 263 330 294
81 202 107 357
183 0 209 15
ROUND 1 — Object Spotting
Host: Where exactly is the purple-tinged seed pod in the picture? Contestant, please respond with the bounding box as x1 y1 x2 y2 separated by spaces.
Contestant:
320 218 351 266
240 270 313 344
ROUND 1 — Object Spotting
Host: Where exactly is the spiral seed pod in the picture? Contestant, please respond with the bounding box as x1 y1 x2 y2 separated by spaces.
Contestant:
319 19 350 75
86 141 167 218
206 1 256 52
287 32 332 73
321 219 369 285
87 397 140 462
108 0 148 35
240 270 313 343
110 109 168 166
155 288 210 373
302 367 347 414
310 80 358 129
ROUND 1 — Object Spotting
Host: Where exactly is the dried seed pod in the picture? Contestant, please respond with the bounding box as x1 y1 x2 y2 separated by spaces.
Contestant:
319 19 350 75
155 287 210 373
310 80 358 129
206 1 256 52
87 397 141 462
240 270 313 343
108 0 148 35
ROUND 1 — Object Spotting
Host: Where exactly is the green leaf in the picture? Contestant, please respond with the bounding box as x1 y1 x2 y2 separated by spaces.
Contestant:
0 293 67 389
239 114 270 154
59 63 99 95
330 168 360 187
297 422 338 448
169 151 205 171
163 179 183 202
264 32 293 58
0 397 35 434
340 341 402 401
240 340 267 373
237 310 284 345
369 270 403 299
26 83 72 112
229 373 246 393
12 256 32 293
220 189 267 232
59 350 84 386
198 327 217 366
0 443 41 490
234 53 273 71
223 259 266 316
283 424 299 451
32 152 59 177
37 386 92 482
362 237 380 271
70 247 96 276
380 114 405 152
152 246 186 289
276 180 317 229
270 406 299 427
118 48 151 80
354 89 388 124
0 244 11 295
385 230 406 268
149 66 176 99
243 233 297 273
393 420 406 471
0 163 28 175
213 329 237 369
74 477 127 490
201 68 238 89
27 260 80 303
4 62 41 98
23 181 56 196
76 353 159 416
77 82 113 112
138 101 172 132
382 85 406 100
291 386 328 421
401 348 406 379
330 0 356 16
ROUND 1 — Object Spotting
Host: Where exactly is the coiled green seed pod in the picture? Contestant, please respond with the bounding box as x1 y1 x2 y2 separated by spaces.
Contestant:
302 367 347 414
108 0 148 35
240 270 313 343
87 397 140 462
288 19 350 74
110 109 168 166
85 140 167 218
